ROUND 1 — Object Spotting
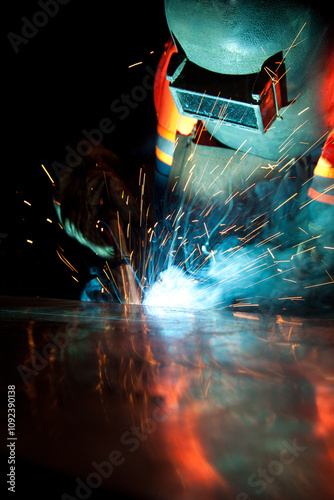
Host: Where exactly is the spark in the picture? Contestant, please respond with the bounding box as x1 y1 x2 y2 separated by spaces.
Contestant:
281 22 307 66
292 234 321 248
325 270 334 281
128 61 143 68
301 174 315 187
105 261 119 289
245 267 295 288
239 183 255 196
298 107 309 115
26 239 33 244
235 140 247 155
244 220 269 239
183 171 193 192
267 248 275 259
293 131 331 176
273 192 298 211
103 268 111 280
56 250 78 273
238 147 252 163
24 200 31 206
233 312 260 320
300 182 334 209
291 246 316 259
250 213 267 223
277 296 304 301
304 281 334 289
246 162 262 181
96 277 111 294
209 164 220 175
278 120 308 155
232 303 259 307
41 164 55 184
225 190 239 205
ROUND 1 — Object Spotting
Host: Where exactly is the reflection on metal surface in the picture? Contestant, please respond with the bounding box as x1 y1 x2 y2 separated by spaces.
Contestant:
1 296 334 500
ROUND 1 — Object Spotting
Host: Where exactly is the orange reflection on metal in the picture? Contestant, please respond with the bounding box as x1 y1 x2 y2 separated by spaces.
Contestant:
164 409 229 496
233 312 260 320
315 385 334 462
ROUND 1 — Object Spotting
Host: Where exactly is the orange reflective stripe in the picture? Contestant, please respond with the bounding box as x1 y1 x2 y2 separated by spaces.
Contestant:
157 124 176 143
314 155 334 178
157 134 174 159
307 187 334 205
155 145 173 166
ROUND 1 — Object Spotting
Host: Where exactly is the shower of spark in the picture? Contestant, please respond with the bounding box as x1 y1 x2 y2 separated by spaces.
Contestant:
72 122 333 314
139 132 333 312
55 42 332 314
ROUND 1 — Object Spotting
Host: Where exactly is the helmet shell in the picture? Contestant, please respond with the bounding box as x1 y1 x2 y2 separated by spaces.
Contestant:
165 0 326 84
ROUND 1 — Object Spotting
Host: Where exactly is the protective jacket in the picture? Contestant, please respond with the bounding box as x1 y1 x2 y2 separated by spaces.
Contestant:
153 38 197 198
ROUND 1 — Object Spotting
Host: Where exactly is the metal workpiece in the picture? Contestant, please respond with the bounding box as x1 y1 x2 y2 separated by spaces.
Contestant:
1 296 334 500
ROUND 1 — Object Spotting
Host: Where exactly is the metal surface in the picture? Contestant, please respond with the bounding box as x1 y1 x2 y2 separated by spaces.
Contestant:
1 295 334 500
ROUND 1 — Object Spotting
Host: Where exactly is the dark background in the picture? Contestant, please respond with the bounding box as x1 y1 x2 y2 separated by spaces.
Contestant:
2 0 169 299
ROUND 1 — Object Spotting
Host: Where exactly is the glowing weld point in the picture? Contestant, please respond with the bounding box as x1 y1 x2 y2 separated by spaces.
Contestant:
143 266 204 309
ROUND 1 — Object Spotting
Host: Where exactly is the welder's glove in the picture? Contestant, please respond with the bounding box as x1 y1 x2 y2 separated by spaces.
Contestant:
53 143 140 303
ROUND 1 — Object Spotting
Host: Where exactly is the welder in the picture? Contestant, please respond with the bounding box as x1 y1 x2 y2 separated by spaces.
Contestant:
54 0 333 303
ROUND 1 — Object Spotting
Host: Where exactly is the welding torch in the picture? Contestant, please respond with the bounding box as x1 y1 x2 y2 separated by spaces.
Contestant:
98 217 140 305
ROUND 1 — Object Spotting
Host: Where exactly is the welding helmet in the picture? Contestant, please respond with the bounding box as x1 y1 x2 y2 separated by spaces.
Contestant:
164 0 333 159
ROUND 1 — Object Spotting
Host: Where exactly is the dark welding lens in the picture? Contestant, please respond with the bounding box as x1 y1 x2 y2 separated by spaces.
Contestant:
168 52 286 133
171 90 261 130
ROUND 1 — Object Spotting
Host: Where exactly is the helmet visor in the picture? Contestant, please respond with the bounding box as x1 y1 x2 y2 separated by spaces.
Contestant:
167 52 286 134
